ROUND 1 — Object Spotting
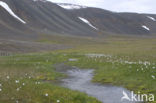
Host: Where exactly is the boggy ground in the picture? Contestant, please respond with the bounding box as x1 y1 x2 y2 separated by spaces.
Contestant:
0 35 156 103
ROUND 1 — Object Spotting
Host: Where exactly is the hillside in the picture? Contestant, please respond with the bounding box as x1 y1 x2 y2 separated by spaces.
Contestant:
0 0 156 41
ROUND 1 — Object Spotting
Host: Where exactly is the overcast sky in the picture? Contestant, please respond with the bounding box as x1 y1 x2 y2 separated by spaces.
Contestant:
48 0 156 14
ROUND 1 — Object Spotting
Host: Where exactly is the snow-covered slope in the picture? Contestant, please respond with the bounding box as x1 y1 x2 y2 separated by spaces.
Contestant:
147 16 156 21
33 0 47 3
0 1 26 24
142 25 150 31
57 3 87 10
78 17 98 30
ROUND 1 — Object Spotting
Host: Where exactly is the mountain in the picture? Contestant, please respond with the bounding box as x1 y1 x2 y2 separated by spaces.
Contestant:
0 0 97 40
62 3 156 35
0 0 156 40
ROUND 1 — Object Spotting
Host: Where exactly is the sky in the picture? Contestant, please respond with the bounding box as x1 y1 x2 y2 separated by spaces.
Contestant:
48 0 156 14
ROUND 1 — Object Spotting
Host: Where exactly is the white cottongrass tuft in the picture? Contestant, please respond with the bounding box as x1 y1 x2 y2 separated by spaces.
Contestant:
151 75 155 79
6 76 10 79
85 53 111 58
16 88 20 91
22 83 25 86
45 93 48 96
57 100 60 102
35 82 41 85
15 80 19 83
141 68 144 71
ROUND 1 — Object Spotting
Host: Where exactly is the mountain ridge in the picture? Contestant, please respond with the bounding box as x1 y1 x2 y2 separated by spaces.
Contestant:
0 0 156 40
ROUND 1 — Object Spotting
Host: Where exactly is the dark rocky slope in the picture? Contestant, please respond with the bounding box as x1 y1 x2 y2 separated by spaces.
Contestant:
0 0 97 40
0 0 156 40
69 6 156 35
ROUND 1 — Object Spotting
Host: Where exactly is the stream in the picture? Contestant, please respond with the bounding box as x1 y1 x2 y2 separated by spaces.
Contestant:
56 64 137 103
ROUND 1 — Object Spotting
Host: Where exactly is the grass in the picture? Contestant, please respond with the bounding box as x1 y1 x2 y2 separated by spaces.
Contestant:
0 53 101 103
0 79 99 103
66 54 156 94
56 35 156 102
0 35 156 102
58 36 156 60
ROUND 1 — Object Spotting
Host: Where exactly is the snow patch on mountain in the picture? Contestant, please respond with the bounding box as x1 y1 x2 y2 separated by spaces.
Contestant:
57 3 87 10
147 16 156 21
33 0 47 2
78 17 98 30
0 1 26 24
142 25 150 31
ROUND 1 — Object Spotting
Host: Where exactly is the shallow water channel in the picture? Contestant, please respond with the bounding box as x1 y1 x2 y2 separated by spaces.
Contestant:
60 66 137 103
